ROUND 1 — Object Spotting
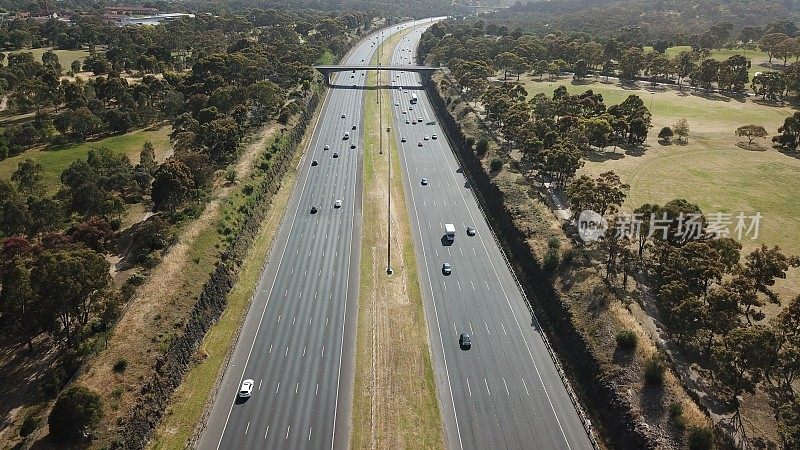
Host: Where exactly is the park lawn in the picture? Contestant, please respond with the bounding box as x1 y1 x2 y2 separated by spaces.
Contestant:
643 45 776 79
526 76 800 301
0 126 172 194
4 47 89 69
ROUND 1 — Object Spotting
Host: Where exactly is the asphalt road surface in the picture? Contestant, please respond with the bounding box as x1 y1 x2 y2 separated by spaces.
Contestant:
388 27 595 450
197 21 421 450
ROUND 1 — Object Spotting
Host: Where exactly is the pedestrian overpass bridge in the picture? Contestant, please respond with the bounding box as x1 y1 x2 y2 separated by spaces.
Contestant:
314 65 442 85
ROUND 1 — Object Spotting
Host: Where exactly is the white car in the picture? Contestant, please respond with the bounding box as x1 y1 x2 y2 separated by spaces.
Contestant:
323 144 330 150
432 134 438 140
405 119 410 124
239 379 254 398
418 116 423 123
424 135 429 140
334 199 342 208
395 101 400 106
402 109 407 114
418 141 423 147
401 137 406 142
341 114 346 118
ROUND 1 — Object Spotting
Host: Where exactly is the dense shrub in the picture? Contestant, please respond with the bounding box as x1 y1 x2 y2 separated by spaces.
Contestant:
644 354 666 384
490 157 503 171
113 359 128 373
687 426 713 450
475 138 489 155
615 330 638 350
48 386 103 442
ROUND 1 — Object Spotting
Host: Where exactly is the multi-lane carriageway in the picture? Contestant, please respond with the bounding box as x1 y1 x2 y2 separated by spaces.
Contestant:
387 26 595 450
198 18 594 450
197 20 419 450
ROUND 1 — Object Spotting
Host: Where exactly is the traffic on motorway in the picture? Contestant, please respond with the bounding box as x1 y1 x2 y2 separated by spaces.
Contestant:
197 21 424 450
388 27 595 450
199 18 593 450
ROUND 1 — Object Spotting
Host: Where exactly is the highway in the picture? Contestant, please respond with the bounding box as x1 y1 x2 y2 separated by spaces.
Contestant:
387 27 595 450
197 21 418 450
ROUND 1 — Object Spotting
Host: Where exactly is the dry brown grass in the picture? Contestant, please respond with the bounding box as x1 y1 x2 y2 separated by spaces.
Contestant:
350 27 444 449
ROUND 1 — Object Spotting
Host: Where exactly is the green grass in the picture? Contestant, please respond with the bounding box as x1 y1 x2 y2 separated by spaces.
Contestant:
0 126 171 194
4 47 89 70
315 49 335 65
642 45 777 79
525 77 800 256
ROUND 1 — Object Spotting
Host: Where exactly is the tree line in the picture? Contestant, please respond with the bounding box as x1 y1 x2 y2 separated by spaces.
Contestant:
501 0 800 45
419 20 800 99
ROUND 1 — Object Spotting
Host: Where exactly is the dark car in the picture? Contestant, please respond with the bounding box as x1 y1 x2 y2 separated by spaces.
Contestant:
442 262 452 275
333 152 339 158
350 144 356 149
310 206 318 214
459 333 471 350
466 226 476 236
311 160 318 166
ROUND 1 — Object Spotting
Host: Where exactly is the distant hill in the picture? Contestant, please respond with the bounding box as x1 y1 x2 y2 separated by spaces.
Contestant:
495 0 800 40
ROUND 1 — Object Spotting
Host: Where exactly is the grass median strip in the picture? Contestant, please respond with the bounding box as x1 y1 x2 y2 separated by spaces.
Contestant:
351 27 444 449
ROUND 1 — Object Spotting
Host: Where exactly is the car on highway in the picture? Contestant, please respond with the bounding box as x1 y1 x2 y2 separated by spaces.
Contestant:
334 199 342 208
466 226 476 236
442 262 452 275
324 144 330 150
311 160 318 166
310 206 318 214
409 106 414 110
405 119 410 124
401 137 406 142
395 101 400 106
238 379 254 398
432 134 438 140
350 144 356 149
418 141 423 147
402 109 407 114
352 124 357 130
333 152 339 158
418 116 423 122
459 333 471 350
341 113 346 118
424 135 429 140
421 177 428 185
343 132 350 140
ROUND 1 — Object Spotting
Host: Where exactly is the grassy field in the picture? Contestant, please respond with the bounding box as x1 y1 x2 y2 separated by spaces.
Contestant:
0 126 171 194
642 45 778 79
524 76 800 302
350 29 444 449
4 47 89 69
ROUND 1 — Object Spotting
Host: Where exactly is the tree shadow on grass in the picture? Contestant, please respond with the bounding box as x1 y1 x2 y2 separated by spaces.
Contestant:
625 145 649 157
777 148 800 160
689 90 732 102
586 150 626 163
